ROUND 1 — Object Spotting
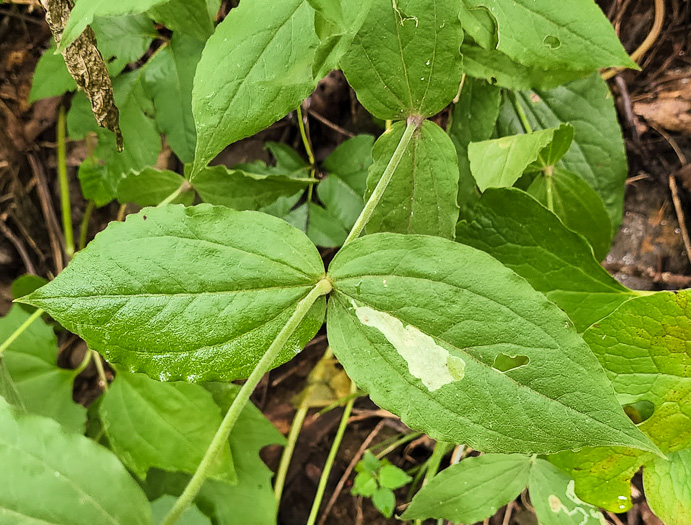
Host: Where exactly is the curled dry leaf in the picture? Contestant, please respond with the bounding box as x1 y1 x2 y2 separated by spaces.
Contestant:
40 0 123 150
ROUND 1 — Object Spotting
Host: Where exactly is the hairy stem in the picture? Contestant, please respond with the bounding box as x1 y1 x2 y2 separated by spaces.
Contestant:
343 116 422 246
162 278 333 525
57 106 74 259
0 309 44 356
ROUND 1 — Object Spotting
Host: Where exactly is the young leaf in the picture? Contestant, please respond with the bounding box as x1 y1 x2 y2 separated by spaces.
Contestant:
98 370 236 482
0 397 151 525
402 454 531 522
327 233 656 454
307 202 349 247
366 120 459 239
456 188 635 331
0 306 86 433
371 487 396 518
378 464 412 490
340 0 464 120
352 472 378 497
461 0 635 70
21 205 326 382
497 74 627 232
90 14 158 66
148 0 215 41
529 458 606 525
11 274 48 313
644 449 691 525
584 291 691 453
191 0 320 175
117 168 193 207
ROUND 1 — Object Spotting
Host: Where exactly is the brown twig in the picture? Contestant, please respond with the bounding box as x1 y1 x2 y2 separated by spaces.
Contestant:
306 108 355 138
28 153 64 273
607 511 626 525
668 174 691 266
603 261 691 287
502 500 515 525
0 216 36 274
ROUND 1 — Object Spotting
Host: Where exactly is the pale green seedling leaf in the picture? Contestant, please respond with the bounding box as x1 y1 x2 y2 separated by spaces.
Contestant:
352 472 378 497
644 449 691 525
378 464 412 490
0 397 151 525
21 205 326 382
402 454 531 522
117 168 194 207
366 120 459 238
372 487 396 518
584 291 691 453
456 188 635 331
529 458 606 525
151 496 210 525
99 370 235 482
191 0 320 175
327 233 656 454
497 74 627 231
0 306 86 433
340 0 463 120
462 0 635 70
149 0 215 41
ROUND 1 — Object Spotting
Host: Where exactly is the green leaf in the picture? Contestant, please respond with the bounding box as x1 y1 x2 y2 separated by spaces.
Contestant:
456 188 635 331
366 120 459 238
149 0 215 41
145 33 205 164
360 450 381 473
90 14 158 65
402 454 531 522
29 41 77 102
0 306 86 433
458 2 497 49
117 168 193 207
528 168 612 260
352 471 378 497
191 166 312 211
151 496 211 525
372 487 396 518
98 370 235 481
0 397 151 524
60 0 169 50
644 449 691 525
497 74 627 232
265 142 309 172
21 205 326 382
307 202 349 247
327 233 656 454
191 0 320 175
12 274 48 314
461 0 635 70
584 291 691 452
529 458 606 525
340 0 464 120
378 464 412 490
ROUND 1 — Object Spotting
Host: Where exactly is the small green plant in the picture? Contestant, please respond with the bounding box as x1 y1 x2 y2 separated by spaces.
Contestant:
1 0 689 524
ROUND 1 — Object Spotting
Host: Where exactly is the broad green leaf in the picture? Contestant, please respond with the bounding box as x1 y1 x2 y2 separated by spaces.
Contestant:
149 0 214 41
21 205 326 382
496 74 627 232
366 120 459 238
29 41 76 102
327 233 656 454
644 449 691 525
402 454 531 522
529 458 606 525
191 166 312 211
60 0 169 50
0 397 151 525
0 306 86 433
117 168 193 207
462 0 634 70
584 291 691 453
307 202 349 247
340 0 464 120
98 370 235 482
528 168 612 260
145 34 204 164
456 188 635 331
191 0 320 175
458 2 497 49
151 496 210 525
90 14 158 65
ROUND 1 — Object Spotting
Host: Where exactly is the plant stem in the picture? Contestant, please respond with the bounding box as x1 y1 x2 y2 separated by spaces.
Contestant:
78 200 95 250
297 104 315 167
343 116 422 247
306 380 358 525
0 309 44 356
374 431 423 459
274 405 308 504
157 182 192 207
414 441 452 525
72 348 93 376
92 350 109 392
57 106 74 259
162 278 333 525
509 92 533 134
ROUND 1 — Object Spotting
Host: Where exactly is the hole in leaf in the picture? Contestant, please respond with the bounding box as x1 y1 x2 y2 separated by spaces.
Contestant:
623 400 655 424
543 35 561 49
492 353 530 372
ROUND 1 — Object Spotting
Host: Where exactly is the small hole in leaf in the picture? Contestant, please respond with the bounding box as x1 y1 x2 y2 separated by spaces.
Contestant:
543 35 561 49
623 400 655 424
492 353 530 372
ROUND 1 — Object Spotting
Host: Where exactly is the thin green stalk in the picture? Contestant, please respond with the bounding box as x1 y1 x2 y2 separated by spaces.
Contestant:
305 380 358 525
414 441 453 525
162 278 333 525
343 116 422 247
297 104 315 166
509 92 533 134
0 309 44 356
274 405 309 504
72 348 93 377
157 182 192 207
92 350 109 392
374 431 423 459
78 200 95 250
57 106 74 259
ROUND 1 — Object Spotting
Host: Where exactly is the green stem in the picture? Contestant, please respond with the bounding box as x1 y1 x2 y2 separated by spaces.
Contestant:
0 309 44 356
274 405 309 504
57 106 74 259
414 441 452 525
373 431 423 459
78 200 95 250
157 182 192 207
509 92 533 134
162 278 333 525
306 379 358 525
92 350 109 392
343 116 422 247
297 104 315 167
72 348 93 377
